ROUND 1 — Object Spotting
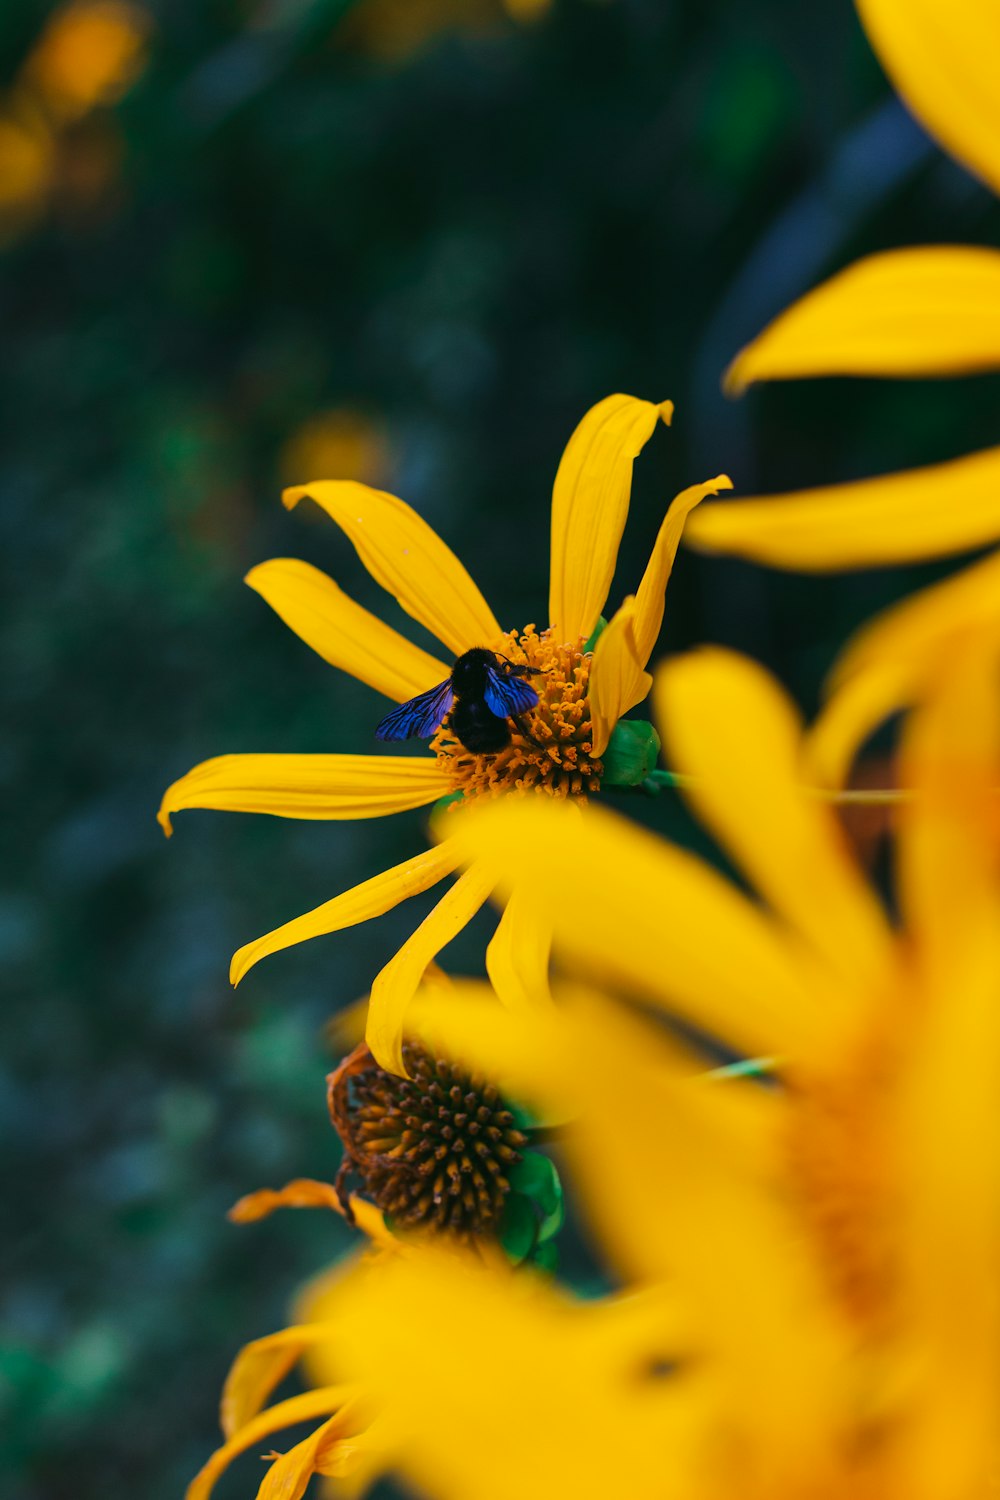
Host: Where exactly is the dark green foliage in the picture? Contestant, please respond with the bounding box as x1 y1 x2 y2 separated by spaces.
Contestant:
4 2 999 1497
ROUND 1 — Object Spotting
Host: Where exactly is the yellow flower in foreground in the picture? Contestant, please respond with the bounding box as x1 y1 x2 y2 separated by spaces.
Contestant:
188 637 1000 1500
682 0 1000 778
389 642 997 1500
159 394 728 1072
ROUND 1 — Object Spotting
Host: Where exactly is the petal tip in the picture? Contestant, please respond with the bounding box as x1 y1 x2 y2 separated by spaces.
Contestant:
281 484 308 511
156 803 174 837
657 399 675 425
722 352 752 397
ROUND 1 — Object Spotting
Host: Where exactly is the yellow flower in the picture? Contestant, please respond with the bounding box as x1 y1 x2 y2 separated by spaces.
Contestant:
682 0 1000 781
23 1 150 123
187 1184 394 1500
159 394 728 1072
187 635 1000 1500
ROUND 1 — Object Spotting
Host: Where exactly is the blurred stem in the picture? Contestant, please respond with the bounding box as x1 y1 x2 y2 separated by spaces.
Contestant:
631 768 913 806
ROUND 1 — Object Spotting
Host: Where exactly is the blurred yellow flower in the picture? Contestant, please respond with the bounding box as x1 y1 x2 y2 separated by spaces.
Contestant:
279 408 390 490
24 1 150 122
160 394 726 1073
0 106 55 236
684 0 1000 780
358 638 998 1500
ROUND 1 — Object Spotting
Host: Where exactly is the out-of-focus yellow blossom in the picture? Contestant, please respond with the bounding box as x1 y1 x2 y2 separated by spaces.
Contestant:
159 394 727 1074
279 409 390 490
0 105 56 237
189 634 1000 1500
0 2 150 241
341 0 530 63
23 1 150 122
684 0 1000 778
381 639 1000 1500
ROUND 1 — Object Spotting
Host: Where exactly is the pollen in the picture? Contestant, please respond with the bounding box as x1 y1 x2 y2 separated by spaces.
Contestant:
430 625 603 799
328 1041 529 1241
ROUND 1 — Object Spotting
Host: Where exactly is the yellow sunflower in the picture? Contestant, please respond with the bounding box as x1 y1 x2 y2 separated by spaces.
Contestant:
158 393 728 1072
390 639 998 1500
682 0 1000 783
188 634 1000 1500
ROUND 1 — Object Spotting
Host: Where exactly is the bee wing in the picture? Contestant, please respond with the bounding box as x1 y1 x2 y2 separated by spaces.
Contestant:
483 664 539 720
375 678 455 741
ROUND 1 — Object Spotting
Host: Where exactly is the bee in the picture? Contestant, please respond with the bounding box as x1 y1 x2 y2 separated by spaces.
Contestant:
375 648 543 754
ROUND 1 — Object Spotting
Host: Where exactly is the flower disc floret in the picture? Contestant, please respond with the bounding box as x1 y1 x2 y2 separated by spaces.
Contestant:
329 1042 529 1238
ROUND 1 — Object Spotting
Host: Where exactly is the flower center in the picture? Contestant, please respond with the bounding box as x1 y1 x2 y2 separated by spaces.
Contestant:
430 626 602 799
784 1041 898 1331
329 1041 529 1239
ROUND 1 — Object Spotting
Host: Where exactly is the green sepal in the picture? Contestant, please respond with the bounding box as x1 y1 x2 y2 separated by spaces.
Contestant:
530 1240 559 1274
600 719 661 786
582 616 608 654
508 1101 541 1134
498 1192 538 1264
509 1151 564 1243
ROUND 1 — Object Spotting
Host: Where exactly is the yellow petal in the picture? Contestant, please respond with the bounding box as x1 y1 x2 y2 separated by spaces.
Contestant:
896 632 1000 981
228 1178 344 1224
548 394 673 644
857 0 1000 197
254 1403 371 1500
448 798 833 1062
366 860 496 1075
631 475 733 663
402 990 846 1482
283 480 500 658
220 1323 344 1439
726 248 1000 392
807 549 1000 785
656 649 890 1000
484 882 554 1013
230 840 462 987
158 753 450 836
186 1387 356 1500
893 655 1000 1498
246 558 448 701
684 443 1000 569
587 598 651 756
315 1244 714 1500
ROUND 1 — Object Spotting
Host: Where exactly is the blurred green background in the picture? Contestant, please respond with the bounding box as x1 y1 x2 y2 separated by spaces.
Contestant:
4 1 999 1496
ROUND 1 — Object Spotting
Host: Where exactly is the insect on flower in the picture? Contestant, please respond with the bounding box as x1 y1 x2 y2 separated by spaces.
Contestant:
375 648 543 754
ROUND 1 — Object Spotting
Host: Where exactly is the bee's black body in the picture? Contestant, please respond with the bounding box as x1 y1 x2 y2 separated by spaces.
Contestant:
449 648 534 753
375 646 541 755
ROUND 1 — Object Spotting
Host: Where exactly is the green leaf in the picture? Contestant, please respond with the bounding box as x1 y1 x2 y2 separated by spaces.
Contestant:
509 1151 564 1242
499 1193 538 1264
530 1240 559 1274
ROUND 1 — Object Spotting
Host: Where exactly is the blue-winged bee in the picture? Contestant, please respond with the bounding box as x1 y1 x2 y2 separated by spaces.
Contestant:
375 647 543 754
